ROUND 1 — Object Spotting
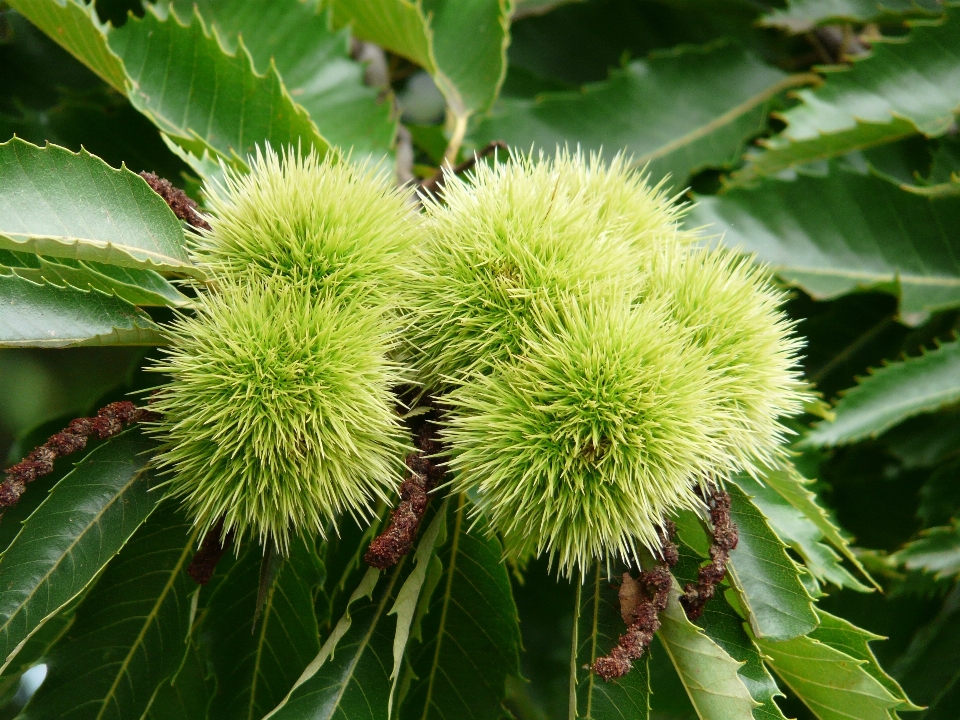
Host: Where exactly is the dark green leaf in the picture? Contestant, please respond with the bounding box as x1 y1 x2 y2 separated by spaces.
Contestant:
0 429 159 672
0 274 163 347
808 338 960 446
657 583 759 719
740 11 960 178
688 166 960 315
202 537 323 720
731 474 870 591
810 609 920 711
0 252 189 308
890 520 960 579
571 565 651 720
170 0 395 163
142 642 213 720
0 139 192 274
762 0 942 32
21 503 201 720
108 4 330 171
471 42 807 187
399 495 521 720
726 484 818 641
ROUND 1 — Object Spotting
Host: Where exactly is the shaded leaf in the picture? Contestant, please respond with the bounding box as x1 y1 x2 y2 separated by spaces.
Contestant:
21 503 201 720
399 494 521 720
108 4 330 171
688 165 960 315
471 42 808 187
170 0 395 163
657 582 758 719
731 474 870 591
330 0 510 128
810 609 920 711
754 625 906 720
202 538 324 720
0 429 159 673
0 274 163 347
142 642 214 720
0 251 189 308
890 520 960 579
808 338 960 446
570 565 651 720
0 139 192 274
762 0 942 32
725 484 818 641
263 565 394 720
740 11 960 178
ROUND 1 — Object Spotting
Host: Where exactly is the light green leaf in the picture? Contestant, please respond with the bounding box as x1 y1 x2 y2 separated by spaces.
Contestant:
0 274 163 347
5 0 126 93
0 251 190 308
657 582 759 719
731 474 870 591
754 625 906 720
202 538 324 720
399 494 521 720
762 0 942 32
726 484 818 641
21 503 201 720
570 565 651 720
891 520 960 579
387 501 447 716
740 11 960 178
810 609 920 711
471 42 811 187
329 0 511 153
0 430 159 675
808 339 960 446
263 564 394 719
169 0 395 163
688 166 960 315
0 139 193 274
108 4 330 171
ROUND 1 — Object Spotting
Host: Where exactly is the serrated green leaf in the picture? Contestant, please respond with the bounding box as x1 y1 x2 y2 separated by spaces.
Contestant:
725 484 818 641
5 0 126 93
657 581 759 719
142 642 213 720
201 538 323 720
20 503 201 720
731 474 870 591
399 494 521 720
762 0 942 32
810 609 920 711
570 565 651 720
740 11 960 178
0 429 159 674
471 41 808 187
890 520 960 579
263 564 394 720
108 4 330 171
169 0 395 163
0 274 163 347
0 251 189 308
808 339 960 446
329 0 510 131
753 625 906 720
0 138 193 274
387 501 446 716
688 166 960 315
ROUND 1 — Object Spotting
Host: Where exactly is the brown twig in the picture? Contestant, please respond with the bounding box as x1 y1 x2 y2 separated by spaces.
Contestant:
593 522 678 681
364 412 445 569
187 517 236 585
418 140 508 198
680 488 738 622
139 171 211 231
1 401 159 512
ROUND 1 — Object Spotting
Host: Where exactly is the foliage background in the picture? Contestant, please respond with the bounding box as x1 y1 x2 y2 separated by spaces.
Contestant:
2 0 960 718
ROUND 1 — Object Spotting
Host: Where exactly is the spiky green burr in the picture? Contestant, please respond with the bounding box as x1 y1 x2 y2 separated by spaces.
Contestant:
150 279 407 550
